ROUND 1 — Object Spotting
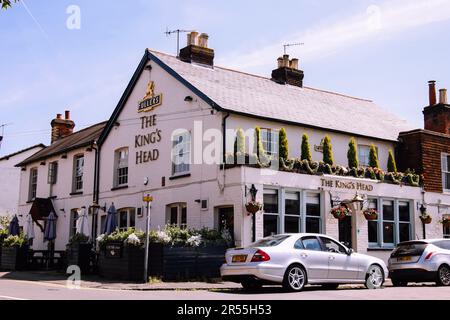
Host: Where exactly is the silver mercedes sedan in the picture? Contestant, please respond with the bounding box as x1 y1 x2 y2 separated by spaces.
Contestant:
220 233 388 292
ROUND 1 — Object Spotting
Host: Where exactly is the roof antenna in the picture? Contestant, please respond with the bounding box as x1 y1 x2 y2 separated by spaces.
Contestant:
164 27 194 58
0 123 12 151
283 42 304 55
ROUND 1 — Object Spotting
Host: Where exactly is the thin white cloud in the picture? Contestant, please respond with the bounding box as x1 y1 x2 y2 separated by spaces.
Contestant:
217 0 450 70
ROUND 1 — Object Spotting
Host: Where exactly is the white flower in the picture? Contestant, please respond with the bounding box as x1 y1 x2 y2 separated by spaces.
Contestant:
187 234 202 247
156 230 171 244
96 234 105 243
125 233 141 246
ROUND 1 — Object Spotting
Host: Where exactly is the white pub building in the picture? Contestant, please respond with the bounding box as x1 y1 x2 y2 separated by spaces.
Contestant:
16 32 450 263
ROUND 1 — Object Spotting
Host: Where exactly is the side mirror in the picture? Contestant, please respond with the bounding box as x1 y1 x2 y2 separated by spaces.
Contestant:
347 248 354 256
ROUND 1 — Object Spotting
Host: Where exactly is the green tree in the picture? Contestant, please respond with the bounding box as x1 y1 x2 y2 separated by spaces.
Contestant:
236 128 245 154
323 135 334 165
1 0 19 10
369 144 380 168
253 127 265 157
347 137 358 169
278 128 289 160
301 134 312 161
387 149 397 173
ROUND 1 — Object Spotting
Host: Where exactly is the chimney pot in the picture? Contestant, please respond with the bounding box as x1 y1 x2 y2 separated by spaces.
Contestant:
187 31 199 46
428 80 437 106
56 114 62 119
290 58 299 70
277 57 283 69
198 33 209 48
65 110 70 120
283 54 290 68
439 89 448 104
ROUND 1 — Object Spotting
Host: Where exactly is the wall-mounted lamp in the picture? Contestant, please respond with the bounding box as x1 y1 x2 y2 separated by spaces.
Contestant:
420 204 427 216
245 184 258 202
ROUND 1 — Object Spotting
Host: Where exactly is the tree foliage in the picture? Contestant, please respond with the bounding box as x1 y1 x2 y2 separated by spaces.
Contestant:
235 128 245 154
387 149 397 173
253 127 265 157
278 128 288 160
347 137 358 169
369 144 380 168
301 134 312 162
322 135 334 165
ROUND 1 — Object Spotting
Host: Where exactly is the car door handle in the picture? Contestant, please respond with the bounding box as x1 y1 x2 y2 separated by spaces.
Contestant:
301 253 308 258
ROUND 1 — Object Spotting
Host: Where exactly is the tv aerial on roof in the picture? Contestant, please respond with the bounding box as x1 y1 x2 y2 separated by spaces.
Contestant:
283 42 304 55
0 123 12 151
164 27 195 58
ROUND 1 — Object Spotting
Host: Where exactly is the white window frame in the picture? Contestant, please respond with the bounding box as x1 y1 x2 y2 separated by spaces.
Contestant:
368 198 413 249
73 154 84 192
47 161 58 185
260 128 279 156
171 131 191 176
114 148 129 187
358 144 378 167
117 207 136 231
263 188 323 237
166 203 187 228
28 167 38 201
442 153 450 193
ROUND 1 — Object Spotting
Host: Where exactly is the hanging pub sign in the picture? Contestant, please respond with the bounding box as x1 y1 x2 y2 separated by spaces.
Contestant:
138 81 163 113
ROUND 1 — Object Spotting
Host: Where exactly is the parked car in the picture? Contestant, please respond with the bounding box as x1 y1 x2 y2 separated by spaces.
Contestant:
220 233 387 292
388 239 450 287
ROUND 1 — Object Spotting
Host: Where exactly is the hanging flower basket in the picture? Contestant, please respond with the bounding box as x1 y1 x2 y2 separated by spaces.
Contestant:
245 201 262 215
419 214 432 225
330 206 351 220
363 208 378 221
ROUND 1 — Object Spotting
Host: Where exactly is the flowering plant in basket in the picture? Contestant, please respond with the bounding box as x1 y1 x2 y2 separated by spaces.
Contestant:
330 206 351 220
419 214 432 225
245 201 263 215
363 208 378 221
439 217 450 227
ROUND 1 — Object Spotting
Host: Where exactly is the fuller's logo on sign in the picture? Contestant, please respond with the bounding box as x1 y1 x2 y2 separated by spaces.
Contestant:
138 81 163 113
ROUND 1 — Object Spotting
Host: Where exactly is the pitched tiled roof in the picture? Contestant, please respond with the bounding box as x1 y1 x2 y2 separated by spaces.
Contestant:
16 122 107 167
0 144 46 161
150 50 415 141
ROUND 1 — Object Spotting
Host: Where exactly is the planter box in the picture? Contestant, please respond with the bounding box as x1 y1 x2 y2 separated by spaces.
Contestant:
67 243 93 274
98 243 145 282
1 246 29 271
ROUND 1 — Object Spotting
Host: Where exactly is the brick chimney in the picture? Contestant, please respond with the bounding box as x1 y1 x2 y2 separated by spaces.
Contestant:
271 55 304 87
179 32 215 67
423 81 450 135
51 110 75 144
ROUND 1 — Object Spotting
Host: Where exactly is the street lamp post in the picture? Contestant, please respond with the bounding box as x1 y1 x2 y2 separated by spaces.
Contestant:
143 195 153 283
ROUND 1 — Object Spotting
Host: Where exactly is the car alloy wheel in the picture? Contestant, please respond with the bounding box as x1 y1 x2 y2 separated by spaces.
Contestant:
284 265 306 292
365 265 384 289
437 265 450 286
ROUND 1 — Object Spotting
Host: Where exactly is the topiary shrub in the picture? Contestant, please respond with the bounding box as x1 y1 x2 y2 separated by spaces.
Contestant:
322 135 334 166
253 127 266 159
301 134 312 162
347 138 358 169
387 149 397 173
369 144 380 168
279 128 289 160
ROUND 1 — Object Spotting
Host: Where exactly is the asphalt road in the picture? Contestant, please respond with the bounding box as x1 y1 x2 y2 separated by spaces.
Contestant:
0 279 449 300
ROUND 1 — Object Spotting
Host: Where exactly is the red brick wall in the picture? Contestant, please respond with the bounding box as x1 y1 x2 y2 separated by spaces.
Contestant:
423 104 450 135
398 130 450 193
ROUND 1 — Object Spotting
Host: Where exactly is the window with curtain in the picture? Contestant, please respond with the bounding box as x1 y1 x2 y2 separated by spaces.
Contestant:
172 132 191 175
115 148 129 187
260 129 279 156
28 168 38 201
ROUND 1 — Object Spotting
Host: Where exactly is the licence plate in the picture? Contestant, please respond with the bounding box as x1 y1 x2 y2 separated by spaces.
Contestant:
398 256 412 262
232 255 247 263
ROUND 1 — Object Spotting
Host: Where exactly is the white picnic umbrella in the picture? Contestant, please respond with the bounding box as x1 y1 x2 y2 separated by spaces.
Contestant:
76 207 90 238
25 215 35 240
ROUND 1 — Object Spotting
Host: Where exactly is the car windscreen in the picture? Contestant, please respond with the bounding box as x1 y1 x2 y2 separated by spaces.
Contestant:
250 235 291 247
391 242 427 257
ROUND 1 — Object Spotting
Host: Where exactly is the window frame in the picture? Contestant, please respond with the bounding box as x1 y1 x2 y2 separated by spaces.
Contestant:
116 207 136 231
47 161 58 185
73 154 84 192
442 153 450 193
166 203 187 229
28 167 38 201
171 131 191 176
69 209 79 237
260 128 279 156
358 144 378 167
114 147 129 187
444 219 450 239
263 187 323 237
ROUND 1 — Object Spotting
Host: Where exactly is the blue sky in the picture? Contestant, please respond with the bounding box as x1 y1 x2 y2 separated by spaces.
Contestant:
1 0 450 156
